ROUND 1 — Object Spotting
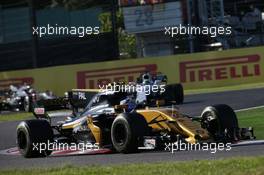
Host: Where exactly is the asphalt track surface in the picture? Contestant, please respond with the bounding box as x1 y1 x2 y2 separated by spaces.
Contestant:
0 88 264 169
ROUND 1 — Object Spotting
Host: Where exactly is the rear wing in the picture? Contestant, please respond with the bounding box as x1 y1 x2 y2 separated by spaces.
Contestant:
0 89 9 100
33 89 99 118
33 97 69 119
34 97 68 111
68 89 99 110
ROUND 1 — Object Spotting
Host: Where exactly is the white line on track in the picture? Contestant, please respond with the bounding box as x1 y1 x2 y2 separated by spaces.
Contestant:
235 105 264 112
193 105 264 118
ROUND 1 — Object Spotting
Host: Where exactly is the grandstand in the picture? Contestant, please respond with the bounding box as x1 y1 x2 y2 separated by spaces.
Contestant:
0 0 263 71
0 0 116 71
121 0 264 56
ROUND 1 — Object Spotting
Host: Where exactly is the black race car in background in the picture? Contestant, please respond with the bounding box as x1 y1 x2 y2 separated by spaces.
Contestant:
69 72 184 112
136 72 184 105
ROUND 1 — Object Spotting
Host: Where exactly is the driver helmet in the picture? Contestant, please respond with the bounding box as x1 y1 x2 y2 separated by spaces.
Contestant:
142 72 152 85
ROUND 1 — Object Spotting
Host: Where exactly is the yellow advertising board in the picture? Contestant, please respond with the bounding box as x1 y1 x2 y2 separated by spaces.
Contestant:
0 46 264 96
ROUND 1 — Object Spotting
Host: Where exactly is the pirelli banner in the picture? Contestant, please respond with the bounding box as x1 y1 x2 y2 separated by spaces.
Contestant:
0 46 263 95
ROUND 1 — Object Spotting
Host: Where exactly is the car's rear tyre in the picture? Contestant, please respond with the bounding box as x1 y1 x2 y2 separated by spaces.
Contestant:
17 120 53 158
23 96 32 112
111 113 149 153
201 104 239 142
163 84 184 104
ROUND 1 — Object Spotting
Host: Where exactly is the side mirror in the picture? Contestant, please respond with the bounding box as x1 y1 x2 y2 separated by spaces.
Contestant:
114 105 128 110
114 105 128 112
156 100 165 107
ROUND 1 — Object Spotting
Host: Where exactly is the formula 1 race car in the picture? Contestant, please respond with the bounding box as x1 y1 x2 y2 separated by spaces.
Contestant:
62 72 184 112
16 89 255 158
0 84 58 112
136 72 184 104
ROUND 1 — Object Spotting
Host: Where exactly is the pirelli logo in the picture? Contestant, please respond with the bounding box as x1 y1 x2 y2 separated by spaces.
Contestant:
0 77 34 90
77 64 157 89
179 55 261 83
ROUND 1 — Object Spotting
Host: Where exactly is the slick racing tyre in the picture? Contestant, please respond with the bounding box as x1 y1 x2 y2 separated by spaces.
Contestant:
17 120 53 158
23 96 31 112
111 113 149 153
201 104 239 142
163 83 184 104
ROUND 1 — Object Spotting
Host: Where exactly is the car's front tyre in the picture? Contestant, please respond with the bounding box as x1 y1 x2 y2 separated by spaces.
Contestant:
111 113 149 153
201 104 239 142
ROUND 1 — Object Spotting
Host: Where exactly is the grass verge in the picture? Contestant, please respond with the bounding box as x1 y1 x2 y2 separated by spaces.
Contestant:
185 82 264 95
0 156 263 175
236 107 264 139
0 112 32 122
0 110 71 122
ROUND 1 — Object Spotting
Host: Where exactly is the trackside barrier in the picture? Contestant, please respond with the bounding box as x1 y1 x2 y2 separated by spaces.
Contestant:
0 46 263 96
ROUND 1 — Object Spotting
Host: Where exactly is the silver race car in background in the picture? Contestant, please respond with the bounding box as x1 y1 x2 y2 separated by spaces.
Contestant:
0 84 57 112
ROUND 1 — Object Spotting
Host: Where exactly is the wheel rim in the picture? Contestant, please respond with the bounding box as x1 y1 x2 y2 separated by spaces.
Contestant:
113 123 127 146
17 131 27 150
24 98 29 112
201 111 219 134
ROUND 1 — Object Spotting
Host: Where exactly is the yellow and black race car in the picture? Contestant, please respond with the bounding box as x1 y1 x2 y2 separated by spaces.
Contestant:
16 89 255 158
